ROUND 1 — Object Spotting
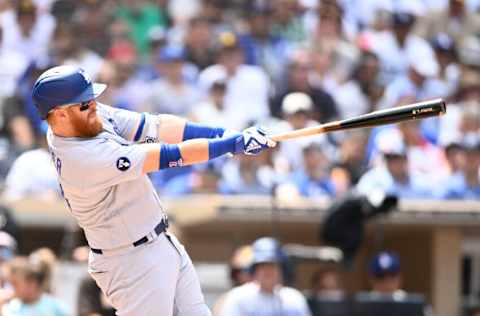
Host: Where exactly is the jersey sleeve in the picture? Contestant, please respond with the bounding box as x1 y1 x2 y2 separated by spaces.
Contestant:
102 104 159 143
64 139 148 190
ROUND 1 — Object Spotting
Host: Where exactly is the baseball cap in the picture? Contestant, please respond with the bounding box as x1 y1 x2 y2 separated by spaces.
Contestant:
407 48 439 78
282 92 313 115
16 0 36 16
370 251 401 277
157 45 186 63
432 33 456 54
376 131 407 157
251 237 285 265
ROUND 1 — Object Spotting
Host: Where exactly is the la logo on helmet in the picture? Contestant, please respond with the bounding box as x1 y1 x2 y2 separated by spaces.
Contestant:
78 68 92 85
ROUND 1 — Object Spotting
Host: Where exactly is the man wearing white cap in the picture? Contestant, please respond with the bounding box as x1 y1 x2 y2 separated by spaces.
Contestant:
277 92 334 172
382 45 447 110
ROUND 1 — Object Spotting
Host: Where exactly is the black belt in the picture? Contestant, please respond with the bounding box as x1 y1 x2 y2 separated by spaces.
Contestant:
91 219 168 255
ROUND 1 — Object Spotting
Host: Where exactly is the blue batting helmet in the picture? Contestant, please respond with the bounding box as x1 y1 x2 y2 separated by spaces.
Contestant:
32 65 107 119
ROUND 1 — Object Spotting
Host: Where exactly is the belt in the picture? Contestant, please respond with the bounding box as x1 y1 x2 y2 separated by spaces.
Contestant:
91 218 168 255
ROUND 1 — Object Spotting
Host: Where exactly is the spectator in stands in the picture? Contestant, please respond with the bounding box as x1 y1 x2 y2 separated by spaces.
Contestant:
357 136 434 199
431 33 460 97
199 32 271 130
51 21 105 80
382 47 444 111
332 131 369 191
368 116 448 182
271 0 306 45
2 135 60 202
443 142 468 176
307 0 360 90
276 92 335 172
271 52 338 123
189 80 229 126
286 142 336 198
220 237 311 316
220 154 271 195
0 95 36 180
97 42 152 111
437 138 480 200
362 7 435 83
332 51 387 119
184 17 217 70
115 0 168 60
306 266 347 316
0 0 55 66
308 266 345 300
0 24 29 101
238 3 289 85
415 0 480 46
2 256 69 316
28 248 56 293
438 62 480 146
369 251 405 296
144 45 201 115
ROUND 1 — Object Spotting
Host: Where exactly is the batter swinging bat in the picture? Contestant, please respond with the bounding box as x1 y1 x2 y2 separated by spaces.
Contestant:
270 98 446 142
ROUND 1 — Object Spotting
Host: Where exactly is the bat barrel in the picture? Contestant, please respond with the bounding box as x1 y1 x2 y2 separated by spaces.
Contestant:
337 98 446 130
269 98 446 142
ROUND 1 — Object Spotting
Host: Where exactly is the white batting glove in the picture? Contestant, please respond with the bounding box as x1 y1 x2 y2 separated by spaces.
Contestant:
241 126 276 155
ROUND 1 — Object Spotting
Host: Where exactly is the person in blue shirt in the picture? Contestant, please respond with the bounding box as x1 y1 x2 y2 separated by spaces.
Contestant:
357 141 433 199
438 139 480 200
289 143 336 198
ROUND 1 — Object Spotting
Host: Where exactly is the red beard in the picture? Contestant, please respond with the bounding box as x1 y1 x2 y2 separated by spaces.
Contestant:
69 110 103 138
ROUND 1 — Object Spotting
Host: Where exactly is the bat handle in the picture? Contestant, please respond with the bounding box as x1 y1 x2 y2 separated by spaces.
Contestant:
270 122 340 142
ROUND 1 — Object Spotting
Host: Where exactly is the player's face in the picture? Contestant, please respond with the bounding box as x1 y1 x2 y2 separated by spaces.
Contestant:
253 262 282 292
67 100 103 137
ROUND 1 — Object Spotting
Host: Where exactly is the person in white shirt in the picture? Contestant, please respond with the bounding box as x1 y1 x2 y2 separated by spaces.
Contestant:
0 0 55 66
220 237 311 316
199 33 271 131
2 139 60 202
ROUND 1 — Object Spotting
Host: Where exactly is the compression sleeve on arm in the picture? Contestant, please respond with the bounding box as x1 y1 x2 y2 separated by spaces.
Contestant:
159 144 183 169
159 134 243 169
208 133 243 159
182 122 226 141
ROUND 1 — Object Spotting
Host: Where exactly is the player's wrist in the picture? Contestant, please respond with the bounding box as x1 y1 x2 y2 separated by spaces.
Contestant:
208 133 243 159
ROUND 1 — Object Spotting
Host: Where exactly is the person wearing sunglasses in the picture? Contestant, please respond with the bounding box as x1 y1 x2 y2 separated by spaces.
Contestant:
32 65 276 316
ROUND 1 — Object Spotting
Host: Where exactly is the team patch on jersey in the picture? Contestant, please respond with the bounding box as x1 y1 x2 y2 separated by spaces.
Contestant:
116 157 131 171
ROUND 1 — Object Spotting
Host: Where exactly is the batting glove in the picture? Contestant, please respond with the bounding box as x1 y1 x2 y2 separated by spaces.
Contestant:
239 126 276 156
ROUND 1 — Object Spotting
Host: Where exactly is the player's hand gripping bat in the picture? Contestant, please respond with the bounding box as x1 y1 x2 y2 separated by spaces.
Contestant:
270 98 446 142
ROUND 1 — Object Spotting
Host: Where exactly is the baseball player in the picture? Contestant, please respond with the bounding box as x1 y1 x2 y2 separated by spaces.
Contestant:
31 65 276 316
220 237 312 316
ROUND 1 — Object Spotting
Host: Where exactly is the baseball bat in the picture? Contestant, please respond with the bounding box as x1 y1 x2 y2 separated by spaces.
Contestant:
270 98 446 142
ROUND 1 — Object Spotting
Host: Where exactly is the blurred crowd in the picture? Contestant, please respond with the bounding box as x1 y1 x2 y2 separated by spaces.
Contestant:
0 0 478 202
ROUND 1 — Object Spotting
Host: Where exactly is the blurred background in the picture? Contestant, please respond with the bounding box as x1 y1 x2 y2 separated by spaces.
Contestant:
0 0 478 315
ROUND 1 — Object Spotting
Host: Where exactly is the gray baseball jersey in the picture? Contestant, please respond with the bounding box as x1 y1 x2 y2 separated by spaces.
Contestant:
47 103 164 249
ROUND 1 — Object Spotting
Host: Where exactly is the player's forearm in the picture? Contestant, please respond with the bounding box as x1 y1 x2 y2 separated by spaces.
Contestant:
142 134 241 174
157 115 226 144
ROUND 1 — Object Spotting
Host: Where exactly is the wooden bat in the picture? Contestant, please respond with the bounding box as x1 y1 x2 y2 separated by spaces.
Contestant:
270 98 447 142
